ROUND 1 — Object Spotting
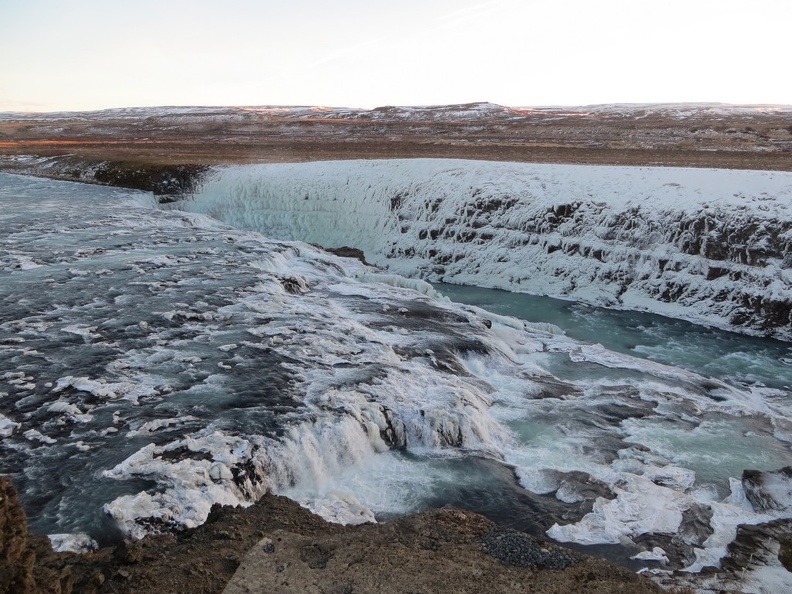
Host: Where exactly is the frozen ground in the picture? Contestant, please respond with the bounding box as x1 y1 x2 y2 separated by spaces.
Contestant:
2 102 790 173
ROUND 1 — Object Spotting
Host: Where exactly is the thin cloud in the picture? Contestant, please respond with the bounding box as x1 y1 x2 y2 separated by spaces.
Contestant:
435 0 510 29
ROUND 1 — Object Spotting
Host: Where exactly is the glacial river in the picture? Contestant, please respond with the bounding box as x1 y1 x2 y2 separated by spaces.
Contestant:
2 170 792 593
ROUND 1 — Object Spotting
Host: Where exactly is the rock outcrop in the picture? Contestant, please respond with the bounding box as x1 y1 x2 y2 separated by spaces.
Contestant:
743 466 792 513
0 477 664 594
0 476 36 593
0 477 71 594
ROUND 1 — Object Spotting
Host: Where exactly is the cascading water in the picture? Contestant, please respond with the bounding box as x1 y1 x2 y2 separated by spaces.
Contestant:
173 159 792 340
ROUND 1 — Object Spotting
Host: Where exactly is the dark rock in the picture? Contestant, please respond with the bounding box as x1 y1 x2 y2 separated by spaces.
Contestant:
299 542 333 569
531 378 582 400
706 266 729 280
720 518 792 576
478 528 584 570
92 162 208 197
548 470 616 507
678 503 715 548
0 476 39 594
0 476 74 594
323 246 368 265
280 276 309 294
113 539 145 564
631 503 714 570
780 536 792 572
742 467 792 512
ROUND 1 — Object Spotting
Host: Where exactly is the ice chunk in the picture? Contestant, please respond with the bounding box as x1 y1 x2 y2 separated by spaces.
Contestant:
631 546 669 564
0 414 20 437
48 533 98 553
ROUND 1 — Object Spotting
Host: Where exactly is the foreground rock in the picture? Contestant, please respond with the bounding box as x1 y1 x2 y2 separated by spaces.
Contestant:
0 477 71 594
0 477 663 594
223 511 658 594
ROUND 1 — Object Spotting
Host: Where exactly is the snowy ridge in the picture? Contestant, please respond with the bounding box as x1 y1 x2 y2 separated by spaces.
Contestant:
4 102 791 123
0 103 513 122
568 103 792 118
175 159 792 340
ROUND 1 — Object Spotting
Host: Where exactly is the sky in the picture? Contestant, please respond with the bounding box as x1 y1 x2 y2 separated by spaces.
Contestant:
1 0 790 112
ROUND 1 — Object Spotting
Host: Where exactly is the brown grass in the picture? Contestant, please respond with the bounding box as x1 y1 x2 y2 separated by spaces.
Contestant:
1 106 790 171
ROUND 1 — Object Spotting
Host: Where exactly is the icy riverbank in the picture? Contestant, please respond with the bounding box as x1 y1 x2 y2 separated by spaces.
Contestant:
173 159 792 340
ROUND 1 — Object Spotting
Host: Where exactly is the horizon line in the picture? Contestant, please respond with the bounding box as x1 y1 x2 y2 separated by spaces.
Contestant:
3 100 792 116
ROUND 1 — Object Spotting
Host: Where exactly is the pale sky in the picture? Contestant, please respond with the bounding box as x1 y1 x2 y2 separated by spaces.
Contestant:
1 0 790 112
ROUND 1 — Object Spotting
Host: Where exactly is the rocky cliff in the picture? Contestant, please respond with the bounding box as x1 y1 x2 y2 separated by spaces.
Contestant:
0 476 665 594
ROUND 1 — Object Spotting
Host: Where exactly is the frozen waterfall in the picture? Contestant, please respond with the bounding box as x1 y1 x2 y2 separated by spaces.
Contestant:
173 159 792 340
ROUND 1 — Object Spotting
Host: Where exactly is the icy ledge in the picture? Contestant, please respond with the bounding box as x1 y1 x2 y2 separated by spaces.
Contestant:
173 159 792 340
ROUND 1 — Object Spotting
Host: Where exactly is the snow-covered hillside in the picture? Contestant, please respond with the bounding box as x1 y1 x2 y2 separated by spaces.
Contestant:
173 159 792 340
3 102 791 123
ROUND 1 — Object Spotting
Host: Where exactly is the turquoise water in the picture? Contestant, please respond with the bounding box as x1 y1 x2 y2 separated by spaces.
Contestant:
435 282 792 391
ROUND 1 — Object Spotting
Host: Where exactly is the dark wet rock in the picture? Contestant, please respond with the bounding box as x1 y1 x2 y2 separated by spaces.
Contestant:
531 377 582 400
279 276 309 294
780 536 792 572
632 504 714 570
678 503 715 548
548 470 616 507
378 407 407 449
323 246 369 265
384 299 473 327
743 466 792 512
0 156 208 198
589 396 657 426
92 162 208 197
719 518 792 577
154 446 214 463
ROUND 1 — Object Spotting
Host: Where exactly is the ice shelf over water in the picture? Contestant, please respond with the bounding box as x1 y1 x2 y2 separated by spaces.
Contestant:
1 170 792 593
173 159 792 340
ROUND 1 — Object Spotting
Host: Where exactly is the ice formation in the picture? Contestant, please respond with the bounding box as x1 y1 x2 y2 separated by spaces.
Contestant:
174 159 792 339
